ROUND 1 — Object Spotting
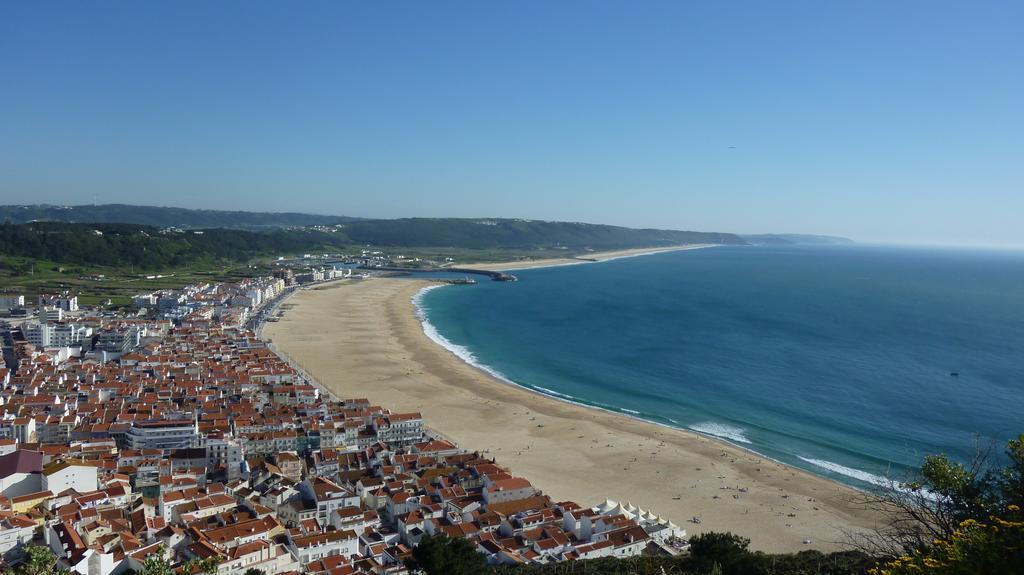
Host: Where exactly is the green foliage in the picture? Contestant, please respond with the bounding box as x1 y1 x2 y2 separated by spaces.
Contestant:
0 203 358 229
868 434 1024 574
686 532 754 574
183 556 222 574
1 213 746 275
243 569 266 575
490 544 876 575
998 435 1024 510
0 205 747 250
919 434 1023 535
338 218 744 250
0 222 339 269
138 549 174 575
406 535 488 575
870 508 1024 574
15 544 69 575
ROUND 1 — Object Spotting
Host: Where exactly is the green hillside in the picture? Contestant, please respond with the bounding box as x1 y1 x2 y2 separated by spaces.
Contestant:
339 218 744 250
0 203 358 229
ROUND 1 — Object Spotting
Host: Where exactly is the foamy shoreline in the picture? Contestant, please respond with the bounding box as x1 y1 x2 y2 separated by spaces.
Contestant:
412 282 883 492
264 250 886 552
413 282 767 447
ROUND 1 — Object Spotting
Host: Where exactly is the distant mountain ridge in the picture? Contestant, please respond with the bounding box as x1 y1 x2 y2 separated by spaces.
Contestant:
742 234 854 245
337 218 744 250
0 203 360 229
0 204 860 252
0 220 742 270
0 204 747 250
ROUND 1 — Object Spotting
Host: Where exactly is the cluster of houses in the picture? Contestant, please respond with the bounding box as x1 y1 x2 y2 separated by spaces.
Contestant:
129 276 290 327
1 293 78 320
0 277 685 574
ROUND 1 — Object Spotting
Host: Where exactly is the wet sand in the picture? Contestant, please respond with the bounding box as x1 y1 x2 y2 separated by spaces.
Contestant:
264 264 883 552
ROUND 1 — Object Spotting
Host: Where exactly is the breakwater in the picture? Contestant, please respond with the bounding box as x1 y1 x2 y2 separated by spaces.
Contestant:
363 265 517 282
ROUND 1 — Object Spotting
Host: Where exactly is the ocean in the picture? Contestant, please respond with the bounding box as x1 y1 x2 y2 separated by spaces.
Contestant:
414 245 1024 489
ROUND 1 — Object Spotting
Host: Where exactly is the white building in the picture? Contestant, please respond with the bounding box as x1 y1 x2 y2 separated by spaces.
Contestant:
201 436 245 480
40 293 78 312
42 461 100 495
591 499 685 543
23 322 92 348
371 412 424 447
0 294 25 310
287 529 359 565
482 477 538 505
43 307 64 322
0 450 43 498
0 515 35 556
132 293 159 308
299 477 360 525
127 420 199 451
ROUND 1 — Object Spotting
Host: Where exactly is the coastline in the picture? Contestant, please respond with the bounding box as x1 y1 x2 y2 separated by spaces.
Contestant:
411 281 797 467
264 252 885 552
464 244 718 271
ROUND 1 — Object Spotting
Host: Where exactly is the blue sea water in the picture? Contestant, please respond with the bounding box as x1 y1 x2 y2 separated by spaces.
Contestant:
415 245 1024 488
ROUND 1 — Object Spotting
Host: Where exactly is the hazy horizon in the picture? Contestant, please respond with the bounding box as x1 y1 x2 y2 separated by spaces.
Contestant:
2 2 1021 247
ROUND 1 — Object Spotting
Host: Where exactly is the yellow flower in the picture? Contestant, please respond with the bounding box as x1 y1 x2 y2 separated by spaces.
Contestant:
1008 504 1020 512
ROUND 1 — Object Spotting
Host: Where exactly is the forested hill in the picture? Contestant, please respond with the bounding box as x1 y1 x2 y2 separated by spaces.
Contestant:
0 222 339 268
0 220 744 269
742 233 854 245
0 204 359 229
337 218 744 250
0 205 746 251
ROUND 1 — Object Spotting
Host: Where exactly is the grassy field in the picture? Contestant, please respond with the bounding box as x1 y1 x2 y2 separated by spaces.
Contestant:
0 255 274 308
0 246 575 309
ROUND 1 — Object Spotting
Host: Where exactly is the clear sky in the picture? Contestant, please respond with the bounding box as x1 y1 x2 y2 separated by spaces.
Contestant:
1 2 1021 246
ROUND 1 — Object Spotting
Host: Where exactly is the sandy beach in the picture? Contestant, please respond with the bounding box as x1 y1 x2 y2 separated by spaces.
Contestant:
264 253 884 552
465 244 717 271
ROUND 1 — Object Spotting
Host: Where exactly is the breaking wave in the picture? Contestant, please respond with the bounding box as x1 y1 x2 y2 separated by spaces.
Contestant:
688 422 752 444
799 457 898 489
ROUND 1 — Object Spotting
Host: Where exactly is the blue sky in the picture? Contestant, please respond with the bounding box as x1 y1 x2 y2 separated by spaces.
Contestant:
1 1 1021 246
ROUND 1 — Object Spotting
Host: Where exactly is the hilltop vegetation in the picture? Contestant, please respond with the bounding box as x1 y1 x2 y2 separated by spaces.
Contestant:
0 205 747 251
0 222 339 268
0 207 745 307
338 218 743 250
0 217 744 271
0 203 358 229
742 233 854 245
407 532 877 575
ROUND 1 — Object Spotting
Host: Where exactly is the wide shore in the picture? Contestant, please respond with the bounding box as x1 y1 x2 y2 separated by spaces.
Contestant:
264 249 884 552
466 244 717 271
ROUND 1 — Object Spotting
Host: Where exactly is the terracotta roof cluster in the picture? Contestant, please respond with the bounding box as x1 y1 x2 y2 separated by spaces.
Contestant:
0 275 683 574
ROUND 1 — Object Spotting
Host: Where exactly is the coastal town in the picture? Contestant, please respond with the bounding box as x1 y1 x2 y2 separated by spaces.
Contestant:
0 269 686 574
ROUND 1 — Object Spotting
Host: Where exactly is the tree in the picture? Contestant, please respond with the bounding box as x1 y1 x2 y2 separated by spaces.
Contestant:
139 552 174 575
686 532 756 575
183 556 222 574
405 535 487 575
849 433 1024 574
15 544 69 575
869 505 1024 574
243 569 266 575
852 433 1024 557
